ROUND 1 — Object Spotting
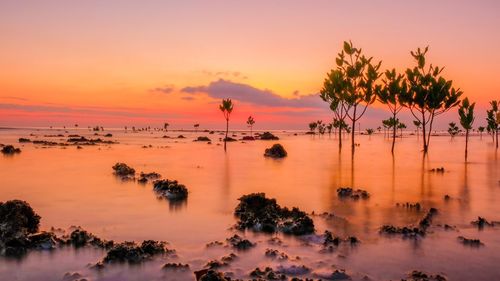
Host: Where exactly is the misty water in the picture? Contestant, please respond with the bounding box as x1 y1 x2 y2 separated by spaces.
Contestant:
0 128 499 281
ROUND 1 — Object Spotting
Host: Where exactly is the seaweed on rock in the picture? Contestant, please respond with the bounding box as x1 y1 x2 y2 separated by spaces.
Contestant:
234 193 314 235
153 179 188 200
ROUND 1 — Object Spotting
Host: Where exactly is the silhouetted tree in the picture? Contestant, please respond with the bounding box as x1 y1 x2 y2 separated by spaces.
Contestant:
459 98 475 161
400 47 462 153
478 126 485 139
336 41 381 152
486 100 499 148
308 122 318 134
194 123 200 133
246 116 255 135
164 123 169 132
413 120 421 137
377 69 406 153
326 123 333 136
397 122 407 137
219 99 233 151
448 122 461 139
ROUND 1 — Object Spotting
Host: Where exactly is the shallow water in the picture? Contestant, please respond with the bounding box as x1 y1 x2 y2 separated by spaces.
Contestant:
0 128 499 281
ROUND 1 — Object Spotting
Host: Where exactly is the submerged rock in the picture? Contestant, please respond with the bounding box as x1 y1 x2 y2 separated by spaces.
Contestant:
337 188 369 200
64 227 113 249
403 270 447 281
137 172 161 183
0 199 41 256
1 145 21 154
163 262 190 271
195 136 211 142
177 135 186 139
250 267 286 280
241 136 255 141
260 132 279 140
102 240 170 264
196 269 230 281
223 137 237 142
429 167 445 173
226 234 255 250
18 138 31 143
380 208 438 238
265 248 289 260
471 216 499 229
234 193 314 235
112 163 136 177
264 144 288 158
153 179 188 200
457 236 484 247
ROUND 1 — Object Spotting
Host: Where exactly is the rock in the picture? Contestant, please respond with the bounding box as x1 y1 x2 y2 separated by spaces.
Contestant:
264 144 287 158
241 136 255 141
396 202 421 211
430 167 445 173
226 234 255 250
112 163 136 177
337 187 369 200
250 267 286 280
137 172 161 183
0 200 41 256
195 136 211 142
380 208 438 237
28 231 58 250
153 179 188 200
65 227 113 249
1 145 21 154
234 193 314 235
196 270 229 281
177 135 186 139
102 240 170 264
163 263 190 271
403 270 447 281
104 133 113 137
471 216 499 229
260 132 279 140
62 272 85 281
457 236 483 247
277 264 310 275
314 269 351 280
265 248 288 260
18 138 31 143
223 137 237 142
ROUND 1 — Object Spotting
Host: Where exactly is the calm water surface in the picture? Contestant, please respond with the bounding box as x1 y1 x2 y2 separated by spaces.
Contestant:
0 128 499 280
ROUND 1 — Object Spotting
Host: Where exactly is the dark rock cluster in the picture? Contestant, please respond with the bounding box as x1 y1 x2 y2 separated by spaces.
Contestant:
226 234 254 250
112 163 136 177
264 144 288 158
402 270 447 281
153 179 189 200
137 172 161 183
336 187 369 200
0 199 41 256
259 132 279 140
380 208 438 237
1 145 21 155
101 240 171 264
234 193 314 235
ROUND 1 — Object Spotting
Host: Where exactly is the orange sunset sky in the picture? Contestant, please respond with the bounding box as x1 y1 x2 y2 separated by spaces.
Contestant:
0 0 499 130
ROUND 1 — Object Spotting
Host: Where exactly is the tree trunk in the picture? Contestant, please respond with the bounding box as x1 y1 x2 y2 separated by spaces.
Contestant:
338 126 342 150
421 112 427 153
465 129 469 161
391 113 396 154
224 119 228 151
351 107 357 153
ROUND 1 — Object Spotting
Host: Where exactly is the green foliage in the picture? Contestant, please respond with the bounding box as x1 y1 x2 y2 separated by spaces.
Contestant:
399 46 462 152
448 122 461 137
458 98 475 130
308 122 318 132
219 98 233 120
321 41 381 151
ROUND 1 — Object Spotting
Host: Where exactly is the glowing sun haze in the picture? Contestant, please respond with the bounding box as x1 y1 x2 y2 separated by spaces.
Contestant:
1 0 499 129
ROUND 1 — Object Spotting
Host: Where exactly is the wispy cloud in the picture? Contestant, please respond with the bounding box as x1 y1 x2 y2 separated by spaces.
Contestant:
180 79 325 109
151 84 175 94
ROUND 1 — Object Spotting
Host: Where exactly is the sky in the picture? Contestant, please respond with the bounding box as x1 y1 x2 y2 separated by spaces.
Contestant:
0 0 499 130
